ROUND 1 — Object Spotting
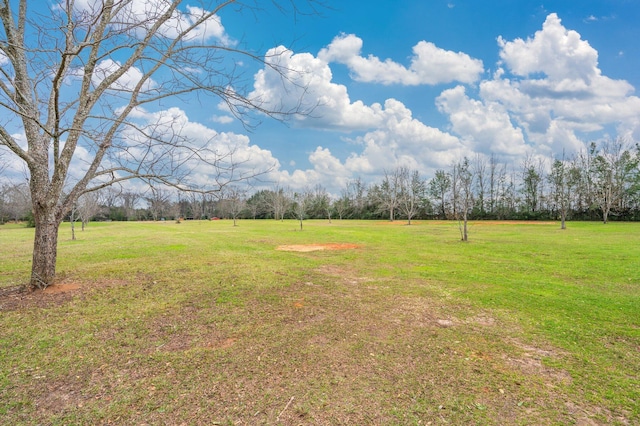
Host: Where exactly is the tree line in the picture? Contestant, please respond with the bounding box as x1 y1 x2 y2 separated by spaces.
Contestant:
2 138 638 228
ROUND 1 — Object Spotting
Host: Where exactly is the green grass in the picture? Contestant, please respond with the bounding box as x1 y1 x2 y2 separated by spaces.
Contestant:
0 219 639 424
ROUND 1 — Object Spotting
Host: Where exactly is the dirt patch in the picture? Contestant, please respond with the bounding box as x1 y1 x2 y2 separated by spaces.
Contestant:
0 282 83 311
43 283 81 294
276 243 360 252
504 338 572 387
0 280 130 311
466 314 497 327
315 264 373 286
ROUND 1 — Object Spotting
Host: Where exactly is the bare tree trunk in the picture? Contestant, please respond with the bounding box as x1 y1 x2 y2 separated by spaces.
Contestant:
463 212 468 241
30 210 61 290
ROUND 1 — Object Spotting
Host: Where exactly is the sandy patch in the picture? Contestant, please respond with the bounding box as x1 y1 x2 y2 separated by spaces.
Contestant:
43 283 81 294
276 243 360 252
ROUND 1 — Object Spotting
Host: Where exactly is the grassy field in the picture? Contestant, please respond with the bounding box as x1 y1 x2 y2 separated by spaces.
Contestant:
1 219 639 425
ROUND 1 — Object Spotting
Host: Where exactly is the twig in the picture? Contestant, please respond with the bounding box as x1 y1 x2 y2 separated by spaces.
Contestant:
276 396 294 421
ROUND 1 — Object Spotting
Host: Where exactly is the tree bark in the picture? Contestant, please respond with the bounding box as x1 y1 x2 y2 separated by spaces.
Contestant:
462 211 468 242
30 209 61 290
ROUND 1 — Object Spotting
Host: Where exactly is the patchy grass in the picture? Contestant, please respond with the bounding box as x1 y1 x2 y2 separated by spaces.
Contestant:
1 219 639 425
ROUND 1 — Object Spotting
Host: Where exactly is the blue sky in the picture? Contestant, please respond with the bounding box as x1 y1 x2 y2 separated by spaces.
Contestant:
3 0 640 196
213 0 640 193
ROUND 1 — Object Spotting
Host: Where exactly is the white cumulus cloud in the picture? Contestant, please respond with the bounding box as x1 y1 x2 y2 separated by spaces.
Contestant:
318 34 484 85
441 13 640 157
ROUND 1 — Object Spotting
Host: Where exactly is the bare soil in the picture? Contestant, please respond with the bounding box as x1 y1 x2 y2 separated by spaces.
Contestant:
0 283 81 311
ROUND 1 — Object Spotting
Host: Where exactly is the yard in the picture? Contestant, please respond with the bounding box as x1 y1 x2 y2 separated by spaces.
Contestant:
1 220 638 424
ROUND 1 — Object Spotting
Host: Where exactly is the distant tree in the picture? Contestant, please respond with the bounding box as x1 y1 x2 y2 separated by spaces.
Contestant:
473 154 488 217
77 192 101 231
267 186 291 221
499 166 519 219
146 186 172 221
520 155 544 216
590 138 639 223
292 190 312 230
486 154 499 218
221 187 246 226
245 190 271 219
374 168 401 221
569 149 594 218
453 158 473 241
120 191 141 221
308 184 332 222
398 168 425 225
187 191 205 220
69 201 79 241
100 187 121 212
428 169 451 219
346 177 368 219
2 182 31 222
333 194 350 220
548 158 570 229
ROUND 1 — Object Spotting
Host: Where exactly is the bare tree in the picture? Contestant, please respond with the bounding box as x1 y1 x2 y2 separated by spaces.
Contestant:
77 192 101 231
267 186 291 221
292 189 312 230
145 186 172 221
374 168 401 221
333 194 349 220
308 184 332 222
346 177 367 219
120 190 141 221
69 201 79 241
187 191 205 220
548 152 579 230
473 154 488 217
572 149 595 216
2 181 31 222
397 167 425 225
487 154 508 218
453 158 473 241
220 186 246 226
0 1 319 289
100 187 121 212
590 138 639 223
